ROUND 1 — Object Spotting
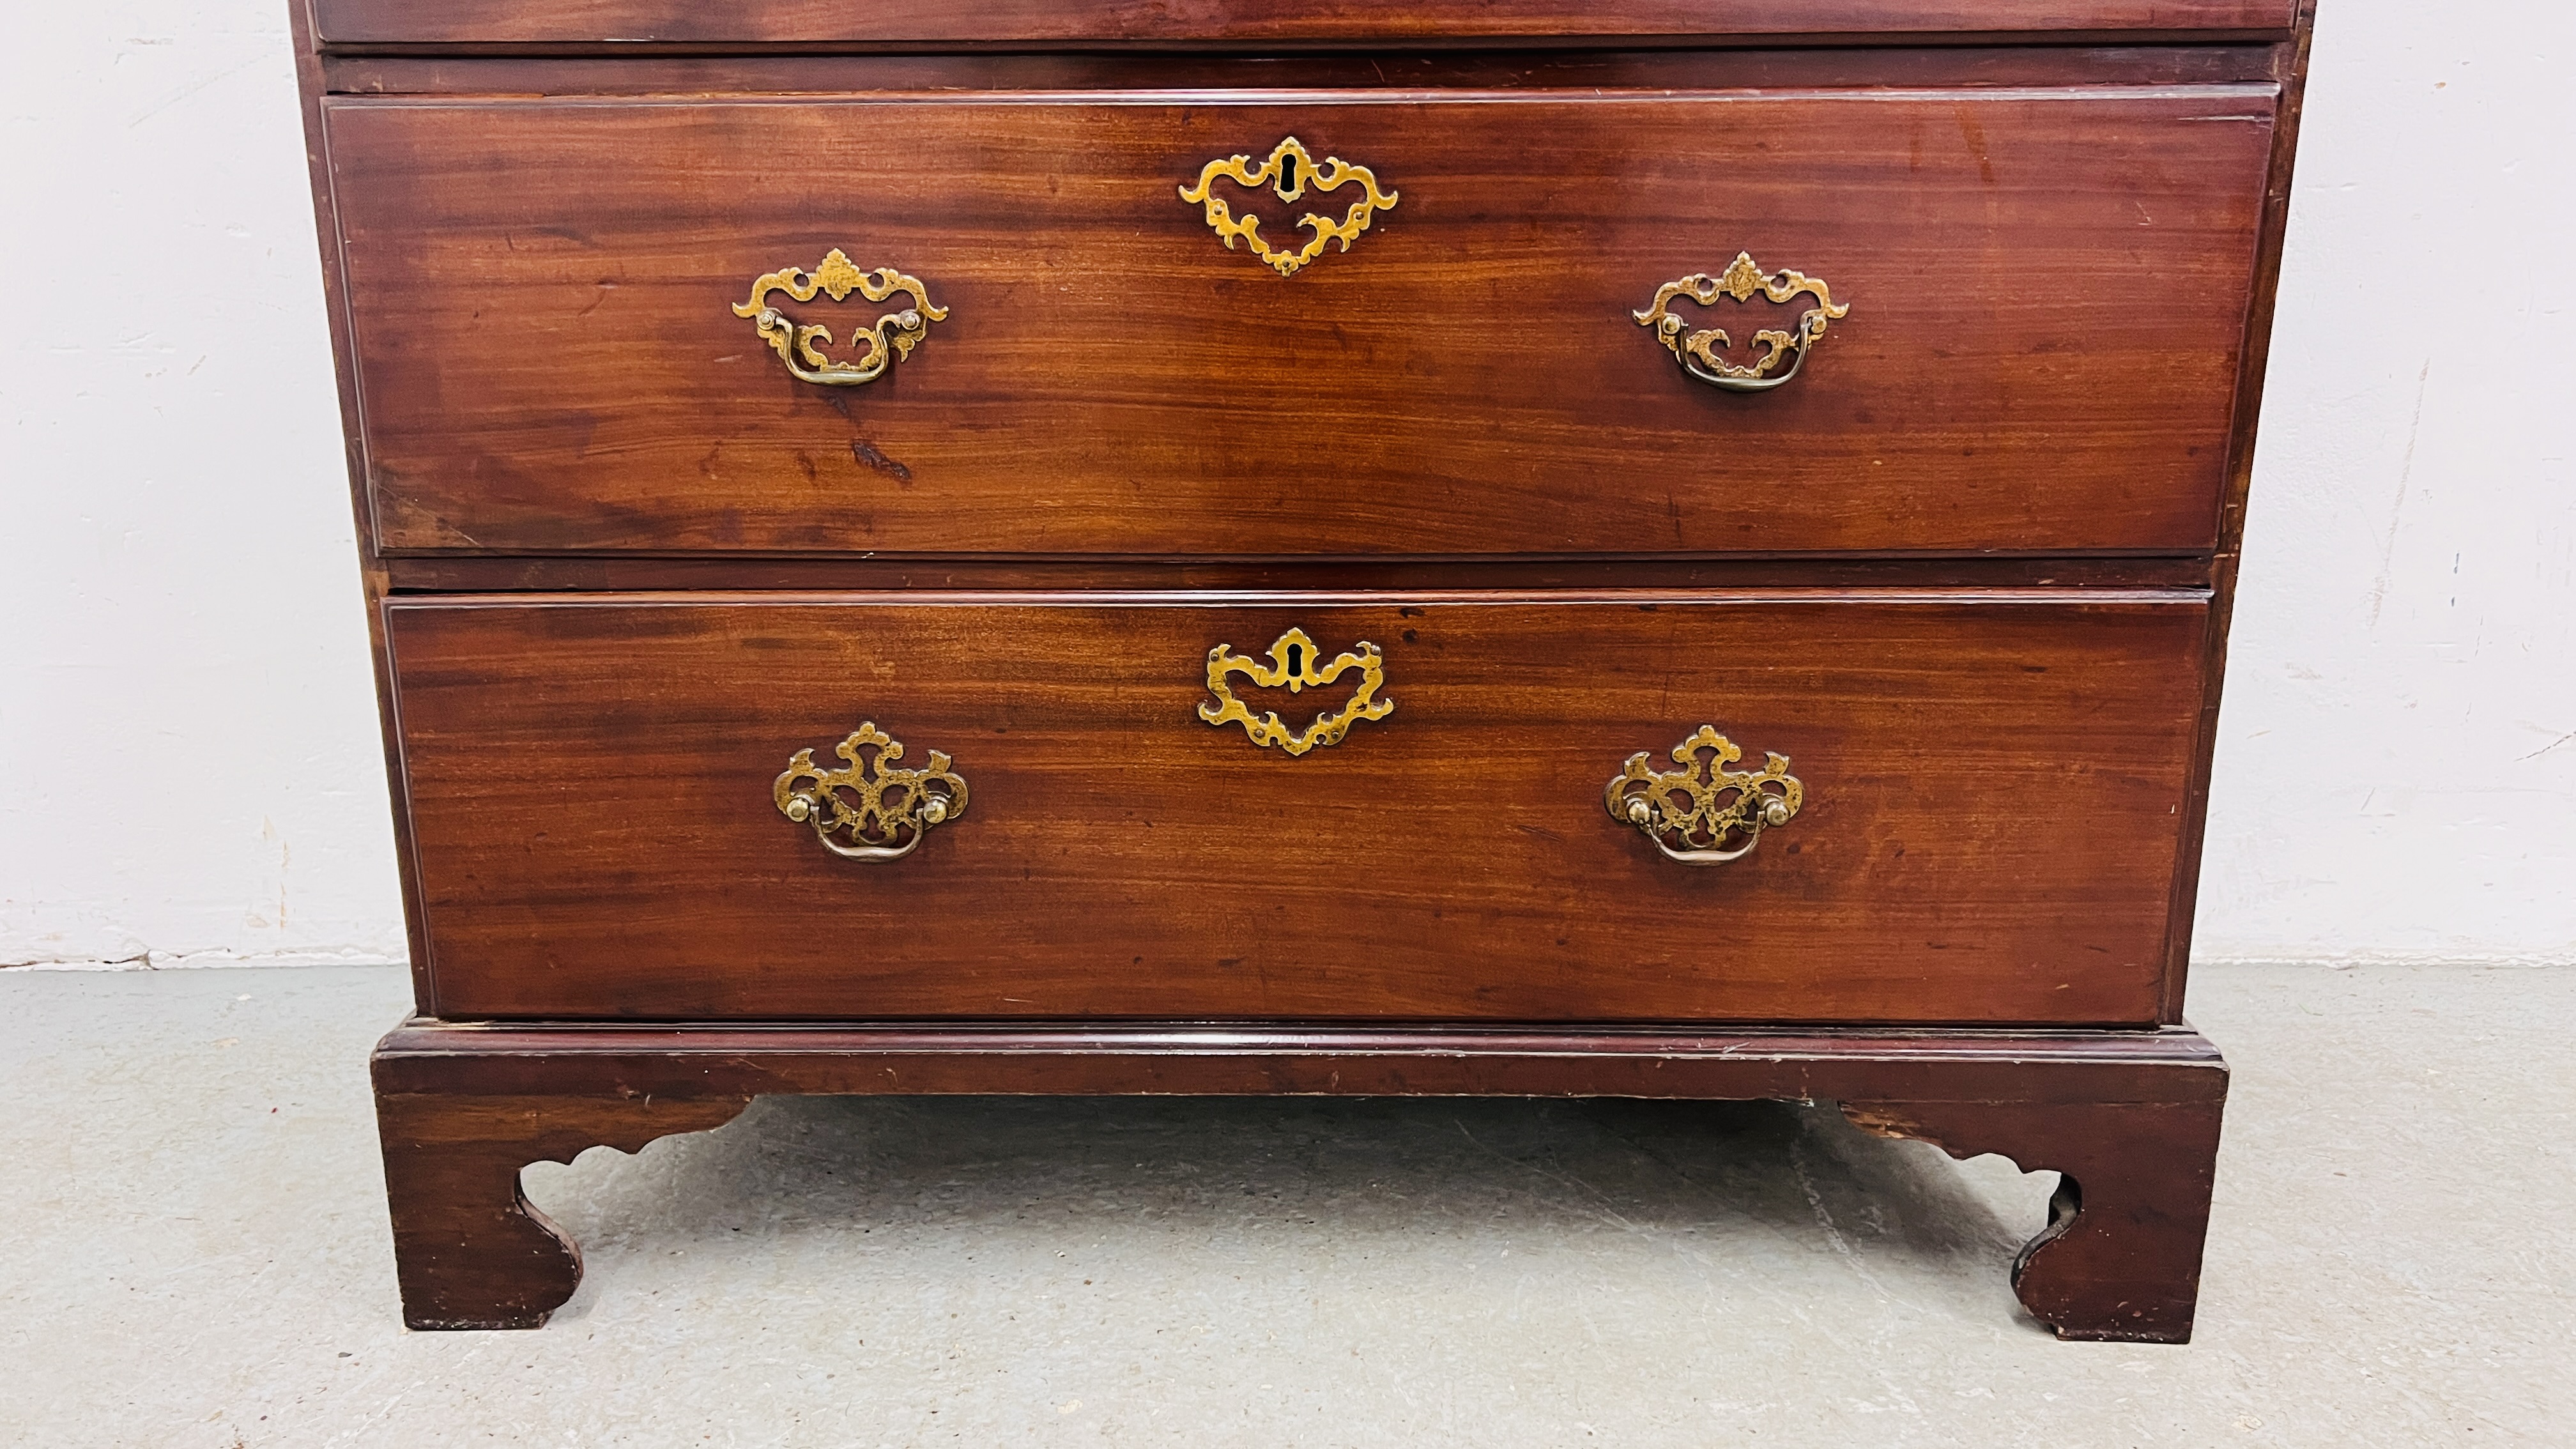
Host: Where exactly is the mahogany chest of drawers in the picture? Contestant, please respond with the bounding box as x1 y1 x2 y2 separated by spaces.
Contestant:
291 0 2314 1340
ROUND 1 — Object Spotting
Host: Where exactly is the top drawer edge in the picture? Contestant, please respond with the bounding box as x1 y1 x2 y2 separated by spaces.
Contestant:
308 1 2304 53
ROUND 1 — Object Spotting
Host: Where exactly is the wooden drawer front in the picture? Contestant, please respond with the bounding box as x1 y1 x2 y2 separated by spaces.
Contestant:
388 594 2205 1024
312 0 2299 48
331 90 2274 558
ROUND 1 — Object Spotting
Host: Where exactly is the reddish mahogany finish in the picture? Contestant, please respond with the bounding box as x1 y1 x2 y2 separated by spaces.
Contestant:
328 89 2274 558
374 1019 2227 1340
387 592 2207 1023
379 554 2219 596
323 47 2283 99
281 0 2319 1341
309 0 2299 49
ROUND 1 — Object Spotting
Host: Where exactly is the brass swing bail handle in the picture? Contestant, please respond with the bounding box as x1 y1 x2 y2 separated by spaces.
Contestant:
1635 253 1850 393
774 723 968 862
733 249 948 387
1606 725 1804 865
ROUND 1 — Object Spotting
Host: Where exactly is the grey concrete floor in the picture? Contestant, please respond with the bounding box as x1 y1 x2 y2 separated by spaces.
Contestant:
0 965 2566 1446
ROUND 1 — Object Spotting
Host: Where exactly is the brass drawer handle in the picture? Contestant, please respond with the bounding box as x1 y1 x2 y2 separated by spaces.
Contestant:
1607 726 1804 865
732 249 947 387
1635 253 1850 392
774 723 967 861
1199 627 1393 755
1179 137 1398 277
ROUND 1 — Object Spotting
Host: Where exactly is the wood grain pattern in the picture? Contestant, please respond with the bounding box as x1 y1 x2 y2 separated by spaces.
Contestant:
311 0 2300 49
382 553 2219 596
372 1020 2232 1096
2160 0 2319 1018
1844 1087 2225 1342
295 0 2315 1342
375 1087 751 1329
386 592 2209 1024
326 89 2276 558
288 0 445 985
373 1016 2227 1339
321 46 2283 98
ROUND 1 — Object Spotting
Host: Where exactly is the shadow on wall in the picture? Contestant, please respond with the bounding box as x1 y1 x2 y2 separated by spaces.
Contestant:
521 1094 2057 1330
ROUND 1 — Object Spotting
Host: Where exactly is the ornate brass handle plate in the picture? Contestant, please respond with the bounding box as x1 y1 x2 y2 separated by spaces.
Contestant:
774 723 967 861
1635 253 1850 392
1179 137 1398 277
1606 726 1804 864
732 249 947 386
1199 627 1393 755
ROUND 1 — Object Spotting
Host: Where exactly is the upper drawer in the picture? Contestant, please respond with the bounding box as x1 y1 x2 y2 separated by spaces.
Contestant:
327 89 2276 558
311 0 2299 49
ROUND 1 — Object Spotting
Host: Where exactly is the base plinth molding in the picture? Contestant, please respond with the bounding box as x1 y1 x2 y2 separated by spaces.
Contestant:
373 1020 2226 1339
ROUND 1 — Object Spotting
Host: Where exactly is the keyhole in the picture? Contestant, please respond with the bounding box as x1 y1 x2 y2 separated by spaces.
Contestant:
1285 642 1306 675
1275 152 1301 201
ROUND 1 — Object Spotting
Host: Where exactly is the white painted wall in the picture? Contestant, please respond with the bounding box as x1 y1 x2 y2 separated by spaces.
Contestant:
2207 4 2576 962
3 1 2571 970
3 1 403 967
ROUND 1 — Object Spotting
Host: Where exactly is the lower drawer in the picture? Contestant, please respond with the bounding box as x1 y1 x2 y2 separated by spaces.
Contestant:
385 594 2207 1024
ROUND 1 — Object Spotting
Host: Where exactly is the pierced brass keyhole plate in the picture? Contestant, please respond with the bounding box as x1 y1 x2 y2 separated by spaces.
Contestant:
1178 137 1398 277
1198 627 1393 755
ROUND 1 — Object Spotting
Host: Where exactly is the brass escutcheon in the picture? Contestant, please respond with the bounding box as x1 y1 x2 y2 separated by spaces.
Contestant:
1178 137 1397 277
774 723 967 861
1198 627 1393 755
732 249 947 387
1635 253 1850 392
1606 725 1804 864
